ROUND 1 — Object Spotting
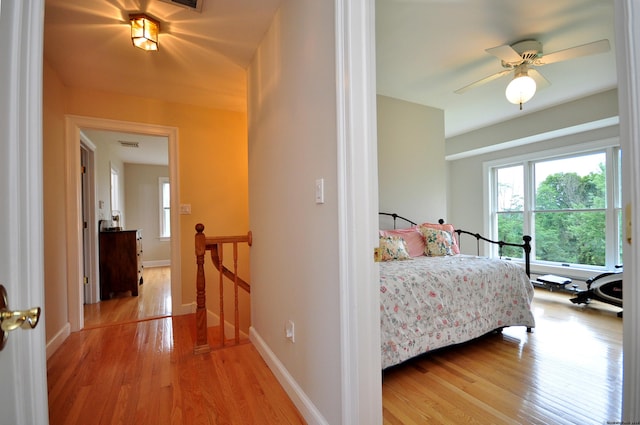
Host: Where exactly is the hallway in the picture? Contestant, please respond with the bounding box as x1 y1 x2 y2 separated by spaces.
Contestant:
48 268 304 424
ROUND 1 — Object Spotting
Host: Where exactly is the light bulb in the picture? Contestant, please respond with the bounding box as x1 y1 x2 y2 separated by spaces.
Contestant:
505 66 536 110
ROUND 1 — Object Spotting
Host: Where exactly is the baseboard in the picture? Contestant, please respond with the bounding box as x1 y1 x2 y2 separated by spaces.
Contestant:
46 322 71 359
174 302 196 316
142 259 170 268
206 310 249 340
249 327 327 425
174 303 248 339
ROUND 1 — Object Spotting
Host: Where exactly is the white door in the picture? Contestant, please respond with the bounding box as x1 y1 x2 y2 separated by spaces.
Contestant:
0 0 49 424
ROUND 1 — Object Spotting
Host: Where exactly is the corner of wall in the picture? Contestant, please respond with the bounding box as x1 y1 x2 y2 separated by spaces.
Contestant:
249 328 327 425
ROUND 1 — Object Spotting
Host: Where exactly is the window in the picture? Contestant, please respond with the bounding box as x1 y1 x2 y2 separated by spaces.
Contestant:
159 177 170 238
110 166 120 216
488 144 621 270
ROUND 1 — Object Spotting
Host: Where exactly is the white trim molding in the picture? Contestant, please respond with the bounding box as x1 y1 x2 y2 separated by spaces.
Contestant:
615 1 640 421
0 0 49 422
335 0 382 423
65 115 182 329
250 327 328 425
46 323 71 360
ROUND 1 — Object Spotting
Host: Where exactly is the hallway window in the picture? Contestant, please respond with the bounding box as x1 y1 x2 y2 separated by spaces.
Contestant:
110 166 120 213
159 177 170 238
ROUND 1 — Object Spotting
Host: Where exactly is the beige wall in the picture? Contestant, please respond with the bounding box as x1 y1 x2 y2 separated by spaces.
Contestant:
42 60 250 343
43 60 69 343
247 1 342 423
377 95 447 226
93 136 125 225
124 163 171 264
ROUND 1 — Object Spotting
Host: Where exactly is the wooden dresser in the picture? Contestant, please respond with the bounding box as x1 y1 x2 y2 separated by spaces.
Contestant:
99 230 143 300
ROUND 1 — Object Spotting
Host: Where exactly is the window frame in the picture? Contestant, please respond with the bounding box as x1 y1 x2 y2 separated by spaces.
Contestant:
159 177 170 240
484 138 621 276
110 166 120 213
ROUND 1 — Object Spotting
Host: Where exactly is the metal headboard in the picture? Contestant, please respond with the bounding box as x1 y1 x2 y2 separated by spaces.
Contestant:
378 212 531 277
379 212 417 229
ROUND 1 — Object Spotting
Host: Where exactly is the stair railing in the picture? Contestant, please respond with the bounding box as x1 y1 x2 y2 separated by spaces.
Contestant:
194 223 252 354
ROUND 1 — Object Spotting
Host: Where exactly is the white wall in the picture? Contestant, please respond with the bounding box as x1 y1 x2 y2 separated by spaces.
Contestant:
247 1 342 423
92 136 125 226
377 95 446 224
124 163 171 265
447 89 619 252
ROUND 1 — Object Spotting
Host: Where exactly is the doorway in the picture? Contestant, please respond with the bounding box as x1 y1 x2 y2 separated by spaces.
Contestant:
81 127 172 326
65 115 182 332
80 139 98 305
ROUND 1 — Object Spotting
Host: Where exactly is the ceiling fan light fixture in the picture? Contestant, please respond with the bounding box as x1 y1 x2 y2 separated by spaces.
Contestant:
505 65 536 109
130 14 159 52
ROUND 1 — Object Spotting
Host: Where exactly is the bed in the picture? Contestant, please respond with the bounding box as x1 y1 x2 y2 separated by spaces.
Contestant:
378 213 536 369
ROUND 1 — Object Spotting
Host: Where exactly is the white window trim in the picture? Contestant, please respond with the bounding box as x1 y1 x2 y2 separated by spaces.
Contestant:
159 177 170 240
110 165 119 213
483 137 620 280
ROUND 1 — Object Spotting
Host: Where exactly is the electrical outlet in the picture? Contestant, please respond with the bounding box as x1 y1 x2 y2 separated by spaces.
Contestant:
285 320 295 343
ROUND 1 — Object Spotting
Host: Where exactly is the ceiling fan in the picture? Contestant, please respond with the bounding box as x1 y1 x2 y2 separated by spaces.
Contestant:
455 38 611 109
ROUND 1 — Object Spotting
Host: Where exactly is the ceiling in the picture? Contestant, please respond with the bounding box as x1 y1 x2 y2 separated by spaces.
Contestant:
81 129 169 165
376 0 616 137
43 0 617 160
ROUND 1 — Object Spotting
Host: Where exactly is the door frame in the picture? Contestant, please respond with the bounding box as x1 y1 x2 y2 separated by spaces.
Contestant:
334 0 382 423
616 1 640 420
80 138 98 304
65 115 181 331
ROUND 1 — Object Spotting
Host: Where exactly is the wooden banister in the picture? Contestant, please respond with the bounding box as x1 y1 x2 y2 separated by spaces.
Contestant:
194 223 252 354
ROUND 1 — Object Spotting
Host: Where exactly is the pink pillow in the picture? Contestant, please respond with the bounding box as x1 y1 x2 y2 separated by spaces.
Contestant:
418 222 460 254
379 227 425 257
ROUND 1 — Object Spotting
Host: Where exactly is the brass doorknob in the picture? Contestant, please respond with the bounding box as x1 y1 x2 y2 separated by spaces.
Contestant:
0 284 41 351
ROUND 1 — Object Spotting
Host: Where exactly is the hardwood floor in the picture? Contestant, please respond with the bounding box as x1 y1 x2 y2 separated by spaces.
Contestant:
49 266 304 425
51 269 623 424
382 288 623 425
84 266 172 328
47 315 305 424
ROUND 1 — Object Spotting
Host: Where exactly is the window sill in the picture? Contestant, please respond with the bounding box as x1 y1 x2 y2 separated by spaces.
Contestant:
500 257 616 281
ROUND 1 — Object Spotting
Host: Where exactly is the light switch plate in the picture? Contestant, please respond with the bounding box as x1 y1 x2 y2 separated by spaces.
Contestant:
179 204 192 214
315 178 324 204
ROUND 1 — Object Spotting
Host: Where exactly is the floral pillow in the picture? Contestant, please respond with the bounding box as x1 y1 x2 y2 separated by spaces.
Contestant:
419 222 460 254
420 227 454 256
378 236 412 261
379 227 425 257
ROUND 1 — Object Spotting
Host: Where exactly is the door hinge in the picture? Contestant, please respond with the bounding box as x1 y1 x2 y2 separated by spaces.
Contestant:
81 165 86 174
83 221 88 229
374 247 381 263
83 276 89 285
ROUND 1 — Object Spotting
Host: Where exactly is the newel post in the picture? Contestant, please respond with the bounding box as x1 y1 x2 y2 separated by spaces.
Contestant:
194 223 210 354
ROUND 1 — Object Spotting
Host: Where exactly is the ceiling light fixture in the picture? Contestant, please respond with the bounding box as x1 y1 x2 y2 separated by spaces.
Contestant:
130 14 160 52
505 64 536 110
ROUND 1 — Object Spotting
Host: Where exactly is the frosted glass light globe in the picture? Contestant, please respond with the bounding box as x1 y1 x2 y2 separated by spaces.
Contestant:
505 75 536 105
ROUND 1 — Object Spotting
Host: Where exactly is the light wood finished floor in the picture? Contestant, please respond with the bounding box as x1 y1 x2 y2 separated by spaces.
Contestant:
47 315 305 425
84 267 172 328
52 270 623 424
50 266 304 424
382 288 623 425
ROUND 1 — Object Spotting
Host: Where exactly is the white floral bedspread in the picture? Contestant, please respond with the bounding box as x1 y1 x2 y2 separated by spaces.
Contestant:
380 255 535 369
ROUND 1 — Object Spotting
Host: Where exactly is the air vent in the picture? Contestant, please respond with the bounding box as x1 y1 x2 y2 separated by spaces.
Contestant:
159 0 203 12
118 141 139 148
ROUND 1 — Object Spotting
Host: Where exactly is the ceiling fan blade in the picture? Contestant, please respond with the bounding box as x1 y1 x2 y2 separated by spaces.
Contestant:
454 69 511 94
485 44 523 64
529 68 550 89
538 39 610 65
